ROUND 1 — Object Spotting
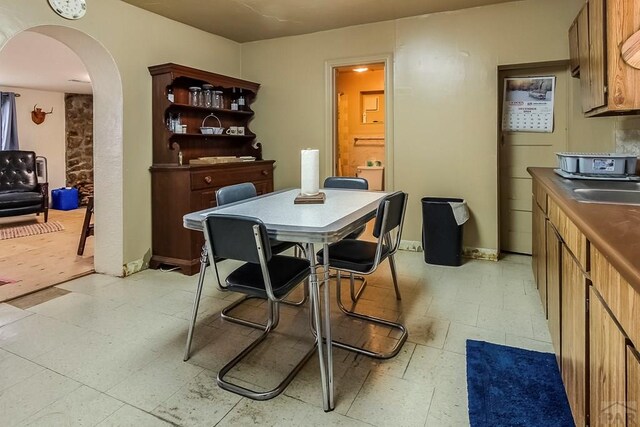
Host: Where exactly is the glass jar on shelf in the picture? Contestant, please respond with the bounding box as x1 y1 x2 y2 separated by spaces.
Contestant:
202 84 214 108
188 86 202 107
213 90 224 109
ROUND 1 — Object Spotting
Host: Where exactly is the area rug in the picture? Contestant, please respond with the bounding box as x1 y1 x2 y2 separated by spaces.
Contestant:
0 221 64 240
466 340 574 427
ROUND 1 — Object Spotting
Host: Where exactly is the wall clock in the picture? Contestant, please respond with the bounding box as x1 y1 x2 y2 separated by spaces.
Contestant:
48 0 87 20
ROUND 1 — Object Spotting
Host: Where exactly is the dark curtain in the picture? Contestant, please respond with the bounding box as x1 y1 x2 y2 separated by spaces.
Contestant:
0 92 20 150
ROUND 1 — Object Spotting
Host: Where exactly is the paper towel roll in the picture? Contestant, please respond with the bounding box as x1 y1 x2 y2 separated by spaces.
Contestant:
301 149 319 196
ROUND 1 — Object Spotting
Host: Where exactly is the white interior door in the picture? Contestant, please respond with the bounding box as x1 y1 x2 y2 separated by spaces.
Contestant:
499 65 569 254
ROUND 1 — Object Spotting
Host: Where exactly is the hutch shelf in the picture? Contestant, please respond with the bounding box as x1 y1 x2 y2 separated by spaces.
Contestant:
148 63 274 275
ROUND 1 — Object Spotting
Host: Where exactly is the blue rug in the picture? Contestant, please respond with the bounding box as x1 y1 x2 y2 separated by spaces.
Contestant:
466 340 574 427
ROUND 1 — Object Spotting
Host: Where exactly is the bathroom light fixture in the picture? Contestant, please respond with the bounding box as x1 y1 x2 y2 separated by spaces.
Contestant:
353 67 369 73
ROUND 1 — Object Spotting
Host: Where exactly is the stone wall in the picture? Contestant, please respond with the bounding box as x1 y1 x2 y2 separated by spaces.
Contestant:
65 94 93 205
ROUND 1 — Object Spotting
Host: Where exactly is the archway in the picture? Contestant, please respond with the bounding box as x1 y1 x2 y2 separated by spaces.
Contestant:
1 25 124 276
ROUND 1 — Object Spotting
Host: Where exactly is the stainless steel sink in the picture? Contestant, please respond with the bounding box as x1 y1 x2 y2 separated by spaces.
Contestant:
573 188 640 206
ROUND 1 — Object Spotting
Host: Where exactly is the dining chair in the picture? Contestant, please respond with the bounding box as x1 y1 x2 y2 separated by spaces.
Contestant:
323 177 369 302
317 191 409 359
216 183 306 326
184 183 305 361
202 214 316 400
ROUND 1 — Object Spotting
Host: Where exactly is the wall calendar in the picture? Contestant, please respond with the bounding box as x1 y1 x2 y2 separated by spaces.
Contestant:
501 76 555 133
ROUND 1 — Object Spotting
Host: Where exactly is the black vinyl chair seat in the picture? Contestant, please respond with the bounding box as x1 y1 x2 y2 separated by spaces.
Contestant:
317 240 390 273
227 255 310 299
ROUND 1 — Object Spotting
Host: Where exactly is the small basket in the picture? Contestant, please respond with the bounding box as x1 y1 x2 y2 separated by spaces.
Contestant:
200 114 223 135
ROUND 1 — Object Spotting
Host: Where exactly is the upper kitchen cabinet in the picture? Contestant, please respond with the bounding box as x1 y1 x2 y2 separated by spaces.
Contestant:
570 0 640 116
569 18 580 77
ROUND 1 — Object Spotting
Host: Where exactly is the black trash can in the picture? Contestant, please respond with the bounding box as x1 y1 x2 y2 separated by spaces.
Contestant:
421 197 465 266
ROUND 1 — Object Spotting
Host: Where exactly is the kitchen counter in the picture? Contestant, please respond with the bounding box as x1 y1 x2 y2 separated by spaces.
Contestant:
528 167 640 293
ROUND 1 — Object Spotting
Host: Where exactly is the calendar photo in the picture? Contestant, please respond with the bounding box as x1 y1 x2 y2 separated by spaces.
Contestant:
501 76 555 133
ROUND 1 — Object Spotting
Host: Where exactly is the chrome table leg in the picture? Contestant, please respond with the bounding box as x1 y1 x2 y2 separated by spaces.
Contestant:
184 245 209 361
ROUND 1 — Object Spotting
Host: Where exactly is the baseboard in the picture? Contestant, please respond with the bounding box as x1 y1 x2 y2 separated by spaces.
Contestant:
399 240 422 251
400 240 498 262
462 247 499 262
122 249 152 276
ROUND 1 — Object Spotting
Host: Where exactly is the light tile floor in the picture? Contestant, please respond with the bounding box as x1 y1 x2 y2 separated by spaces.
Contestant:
0 251 551 426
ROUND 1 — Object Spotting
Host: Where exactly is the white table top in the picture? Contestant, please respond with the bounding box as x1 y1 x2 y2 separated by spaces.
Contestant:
183 188 388 244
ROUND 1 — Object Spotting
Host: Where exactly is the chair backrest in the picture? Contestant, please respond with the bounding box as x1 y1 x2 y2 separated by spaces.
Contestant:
323 176 368 190
372 191 408 243
216 183 257 206
0 150 38 192
203 214 271 264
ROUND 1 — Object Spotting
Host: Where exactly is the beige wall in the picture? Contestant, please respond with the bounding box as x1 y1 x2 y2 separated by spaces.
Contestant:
0 0 241 270
2 0 633 269
242 0 617 252
0 86 66 190
336 69 385 177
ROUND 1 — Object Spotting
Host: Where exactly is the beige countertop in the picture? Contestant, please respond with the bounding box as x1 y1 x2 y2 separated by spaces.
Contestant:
528 167 640 293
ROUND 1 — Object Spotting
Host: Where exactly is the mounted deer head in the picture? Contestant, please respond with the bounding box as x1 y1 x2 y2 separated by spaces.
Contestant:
31 105 53 125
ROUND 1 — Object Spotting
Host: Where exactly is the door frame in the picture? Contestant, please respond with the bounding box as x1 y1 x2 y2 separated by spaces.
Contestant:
324 54 394 190
496 60 570 255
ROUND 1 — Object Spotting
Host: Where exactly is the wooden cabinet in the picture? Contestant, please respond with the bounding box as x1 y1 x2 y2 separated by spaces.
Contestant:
571 0 640 116
590 286 626 427
532 198 547 314
548 198 588 270
531 170 640 427
628 346 640 427
577 4 593 113
561 245 590 427
591 246 640 348
148 63 274 275
588 0 607 112
569 18 580 77
546 221 562 365
149 161 274 274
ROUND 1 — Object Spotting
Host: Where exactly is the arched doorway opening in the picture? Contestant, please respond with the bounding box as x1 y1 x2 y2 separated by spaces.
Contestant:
0 25 123 278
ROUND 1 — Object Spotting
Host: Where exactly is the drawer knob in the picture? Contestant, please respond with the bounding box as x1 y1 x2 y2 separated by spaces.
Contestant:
261 170 269 176
204 176 212 184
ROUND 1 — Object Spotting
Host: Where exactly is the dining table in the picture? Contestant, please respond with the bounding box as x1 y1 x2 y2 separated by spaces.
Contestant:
183 187 390 412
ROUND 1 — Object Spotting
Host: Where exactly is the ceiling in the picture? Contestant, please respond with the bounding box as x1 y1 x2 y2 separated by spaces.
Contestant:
121 0 521 43
0 31 92 95
0 1 518 94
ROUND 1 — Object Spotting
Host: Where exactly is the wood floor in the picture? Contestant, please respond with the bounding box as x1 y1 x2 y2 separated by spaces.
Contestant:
0 208 94 302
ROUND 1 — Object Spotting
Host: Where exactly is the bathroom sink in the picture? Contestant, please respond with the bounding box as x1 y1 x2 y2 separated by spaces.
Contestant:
573 188 640 206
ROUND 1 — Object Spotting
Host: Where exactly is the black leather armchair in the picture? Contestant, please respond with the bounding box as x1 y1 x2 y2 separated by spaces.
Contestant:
0 150 49 222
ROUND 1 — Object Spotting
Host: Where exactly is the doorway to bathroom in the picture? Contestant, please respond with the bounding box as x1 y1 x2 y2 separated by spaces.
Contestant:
326 55 393 191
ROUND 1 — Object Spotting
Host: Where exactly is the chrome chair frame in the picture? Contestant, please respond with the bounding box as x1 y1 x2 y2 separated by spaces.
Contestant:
184 183 308 360
318 192 409 359
197 215 316 400
323 177 370 303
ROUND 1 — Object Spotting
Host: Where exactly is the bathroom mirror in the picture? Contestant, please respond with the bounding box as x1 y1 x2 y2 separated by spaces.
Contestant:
361 90 384 124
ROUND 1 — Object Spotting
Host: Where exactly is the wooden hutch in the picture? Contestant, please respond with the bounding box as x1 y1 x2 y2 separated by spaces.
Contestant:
148 63 274 275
